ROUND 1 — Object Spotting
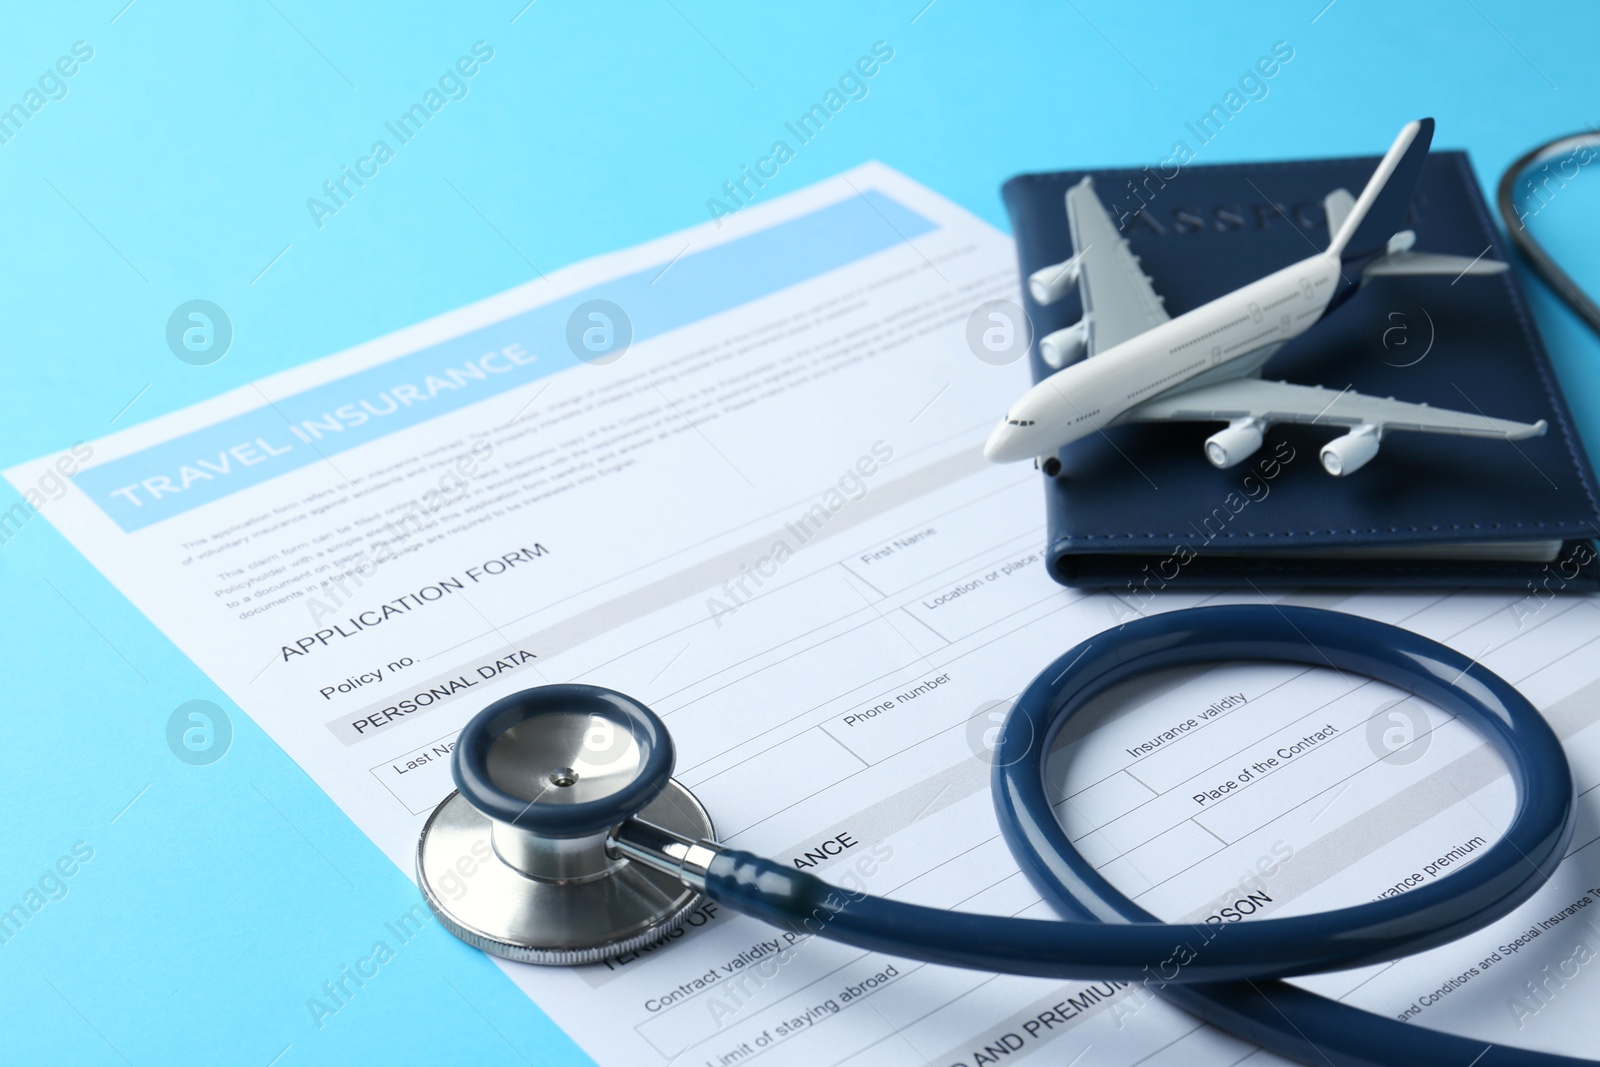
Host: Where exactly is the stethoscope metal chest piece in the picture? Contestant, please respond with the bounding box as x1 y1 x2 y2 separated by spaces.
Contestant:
416 685 715 965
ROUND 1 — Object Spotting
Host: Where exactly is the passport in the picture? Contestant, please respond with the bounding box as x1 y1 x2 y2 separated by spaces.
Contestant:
1001 150 1600 593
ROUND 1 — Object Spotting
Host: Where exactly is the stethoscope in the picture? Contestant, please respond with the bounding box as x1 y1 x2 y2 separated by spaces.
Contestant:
412 133 1600 1067
416 605 1593 1067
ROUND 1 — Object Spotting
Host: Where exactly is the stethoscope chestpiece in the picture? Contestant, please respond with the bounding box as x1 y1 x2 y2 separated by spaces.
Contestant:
416 684 714 965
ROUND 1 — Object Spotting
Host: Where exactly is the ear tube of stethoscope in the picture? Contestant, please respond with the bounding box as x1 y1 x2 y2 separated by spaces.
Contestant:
1497 130 1600 339
420 607 1590 1067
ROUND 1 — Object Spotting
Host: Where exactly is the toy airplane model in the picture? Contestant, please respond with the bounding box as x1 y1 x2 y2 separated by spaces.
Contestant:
984 118 1547 478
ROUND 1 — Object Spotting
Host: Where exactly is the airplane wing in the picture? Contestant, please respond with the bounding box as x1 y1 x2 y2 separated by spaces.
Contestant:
1125 377 1547 439
1066 178 1170 355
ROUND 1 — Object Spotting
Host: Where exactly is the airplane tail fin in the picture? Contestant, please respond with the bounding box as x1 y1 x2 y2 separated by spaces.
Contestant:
1323 188 1355 240
1326 118 1434 261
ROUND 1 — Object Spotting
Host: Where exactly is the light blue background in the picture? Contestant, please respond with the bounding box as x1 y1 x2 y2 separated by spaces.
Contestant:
1 2 1598 1064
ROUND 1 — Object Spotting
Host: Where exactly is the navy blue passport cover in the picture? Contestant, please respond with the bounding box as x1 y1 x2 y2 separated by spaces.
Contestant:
1001 151 1600 591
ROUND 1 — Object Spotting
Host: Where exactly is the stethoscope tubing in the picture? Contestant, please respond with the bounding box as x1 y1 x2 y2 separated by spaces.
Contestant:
699 606 1586 1066
999 605 1587 1067
1497 131 1600 338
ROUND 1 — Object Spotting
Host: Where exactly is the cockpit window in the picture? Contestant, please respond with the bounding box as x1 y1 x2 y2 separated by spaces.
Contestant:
1006 419 1035 426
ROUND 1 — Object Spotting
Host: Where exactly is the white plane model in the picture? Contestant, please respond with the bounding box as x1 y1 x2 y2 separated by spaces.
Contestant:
983 119 1547 478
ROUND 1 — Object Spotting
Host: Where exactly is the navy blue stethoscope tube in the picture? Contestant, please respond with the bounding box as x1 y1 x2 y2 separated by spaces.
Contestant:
701 606 1587 1066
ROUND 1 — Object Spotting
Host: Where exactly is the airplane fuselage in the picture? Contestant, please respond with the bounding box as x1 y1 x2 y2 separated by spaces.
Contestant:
986 252 1343 463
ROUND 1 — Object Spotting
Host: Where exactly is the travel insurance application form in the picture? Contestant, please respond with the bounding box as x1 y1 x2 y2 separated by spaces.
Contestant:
16 164 1600 1065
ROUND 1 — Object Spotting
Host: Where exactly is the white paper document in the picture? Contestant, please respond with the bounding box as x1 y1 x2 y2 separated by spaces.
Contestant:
15 163 1600 1064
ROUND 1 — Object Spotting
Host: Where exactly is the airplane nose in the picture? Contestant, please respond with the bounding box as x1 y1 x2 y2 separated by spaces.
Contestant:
984 419 1021 462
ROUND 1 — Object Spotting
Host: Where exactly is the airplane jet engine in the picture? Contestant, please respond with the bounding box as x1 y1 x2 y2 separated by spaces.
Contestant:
1039 319 1090 369
1203 419 1266 469
1027 255 1083 305
1320 426 1381 476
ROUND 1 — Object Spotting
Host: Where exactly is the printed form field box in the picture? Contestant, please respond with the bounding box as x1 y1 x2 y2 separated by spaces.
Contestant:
370 732 458 815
